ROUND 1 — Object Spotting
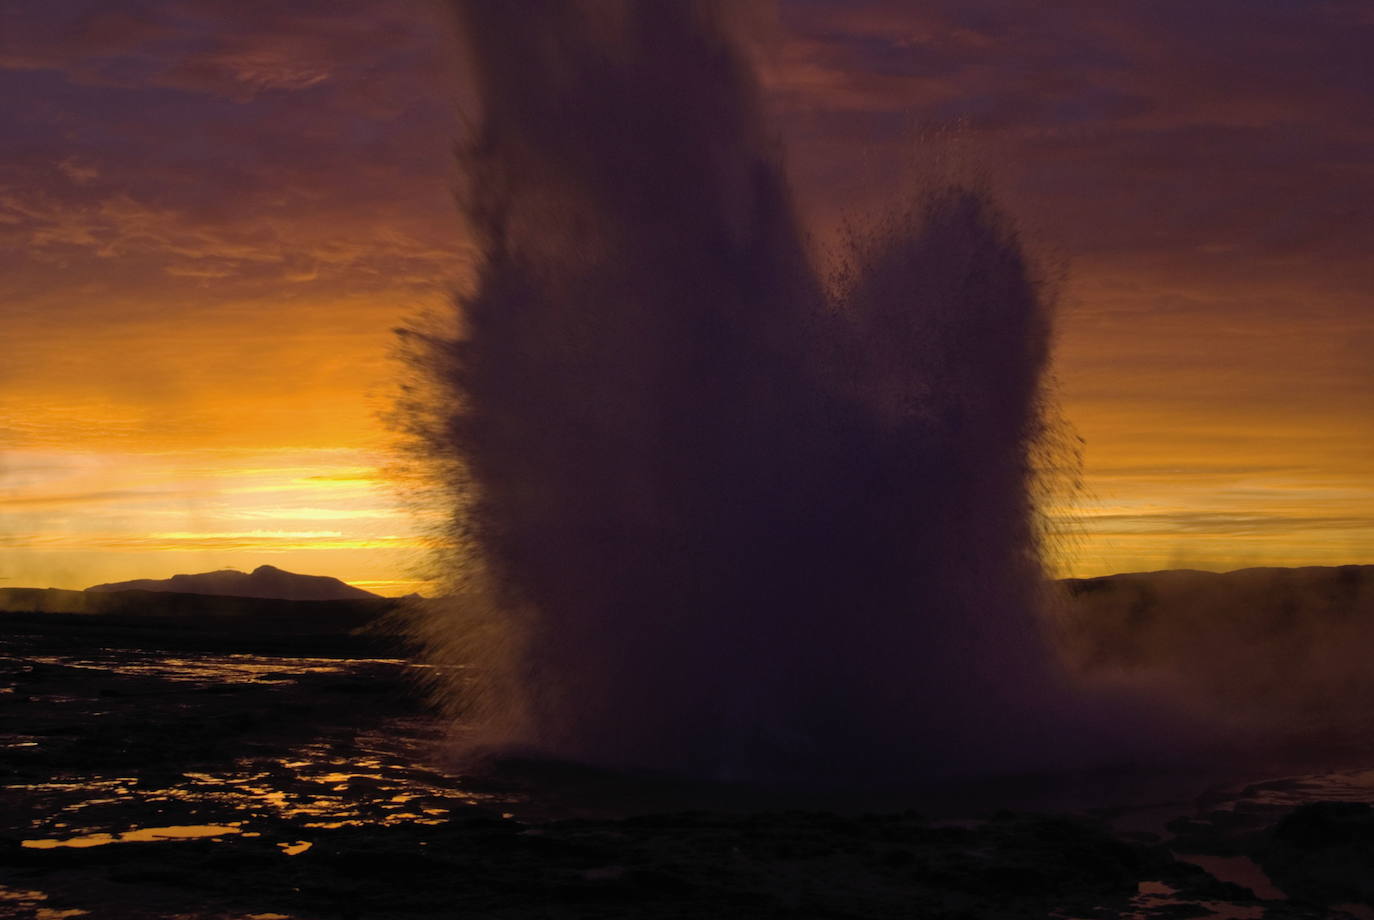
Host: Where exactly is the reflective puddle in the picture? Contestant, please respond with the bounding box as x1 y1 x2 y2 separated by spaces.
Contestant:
0 885 90 919
2 642 521 863
23 825 243 848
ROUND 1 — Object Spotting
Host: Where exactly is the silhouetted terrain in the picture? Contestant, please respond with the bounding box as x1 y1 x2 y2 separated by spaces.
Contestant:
5 564 1371 671
87 563 381 601
0 587 402 657
5 565 1374 917
0 625 1353 919
0 566 401 655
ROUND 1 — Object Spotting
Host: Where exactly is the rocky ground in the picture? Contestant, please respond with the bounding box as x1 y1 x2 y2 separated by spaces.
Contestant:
4 616 1374 919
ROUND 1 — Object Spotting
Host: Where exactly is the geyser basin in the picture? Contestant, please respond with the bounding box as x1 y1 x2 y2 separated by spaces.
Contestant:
401 0 1133 782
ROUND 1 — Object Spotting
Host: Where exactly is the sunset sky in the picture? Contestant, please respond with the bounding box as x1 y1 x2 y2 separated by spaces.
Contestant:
3 0 1372 594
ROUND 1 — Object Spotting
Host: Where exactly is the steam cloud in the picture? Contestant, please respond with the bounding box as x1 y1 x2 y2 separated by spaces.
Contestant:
399 0 1141 782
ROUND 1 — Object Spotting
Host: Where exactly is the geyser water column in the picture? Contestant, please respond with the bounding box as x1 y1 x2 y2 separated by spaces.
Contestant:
407 0 1084 781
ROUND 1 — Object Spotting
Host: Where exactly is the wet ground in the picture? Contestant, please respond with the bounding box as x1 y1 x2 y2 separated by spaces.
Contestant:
5 620 1374 919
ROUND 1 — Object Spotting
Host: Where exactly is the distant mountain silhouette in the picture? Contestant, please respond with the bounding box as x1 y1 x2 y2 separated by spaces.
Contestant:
85 565 380 601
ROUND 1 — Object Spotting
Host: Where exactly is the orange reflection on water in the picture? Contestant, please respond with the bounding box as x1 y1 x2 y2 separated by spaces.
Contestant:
0 885 89 920
22 824 243 848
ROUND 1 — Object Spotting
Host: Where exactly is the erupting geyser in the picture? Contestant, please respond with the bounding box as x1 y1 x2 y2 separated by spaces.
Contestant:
402 0 1120 782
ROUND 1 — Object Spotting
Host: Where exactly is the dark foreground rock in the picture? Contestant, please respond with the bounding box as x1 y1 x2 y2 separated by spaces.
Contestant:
2 616 1367 919
0 808 1235 919
1256 802 1374 906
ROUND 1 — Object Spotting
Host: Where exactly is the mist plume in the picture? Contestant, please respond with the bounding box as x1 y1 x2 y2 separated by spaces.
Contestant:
399 0 1123 782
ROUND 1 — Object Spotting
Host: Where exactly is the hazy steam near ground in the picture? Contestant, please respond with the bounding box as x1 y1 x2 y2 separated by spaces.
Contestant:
1057 566 1374 748
396 0 1162 782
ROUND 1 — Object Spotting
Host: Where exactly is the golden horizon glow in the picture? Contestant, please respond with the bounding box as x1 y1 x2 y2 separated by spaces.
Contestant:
2 2 1371 591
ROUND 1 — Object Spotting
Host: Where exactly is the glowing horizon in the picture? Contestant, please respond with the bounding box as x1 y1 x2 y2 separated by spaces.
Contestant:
3 2 1371 592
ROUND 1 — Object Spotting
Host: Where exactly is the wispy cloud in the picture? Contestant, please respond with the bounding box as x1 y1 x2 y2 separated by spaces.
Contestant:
6 531 428 552
1083 511 1374 536
1 488 188 508
229 508 409 521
